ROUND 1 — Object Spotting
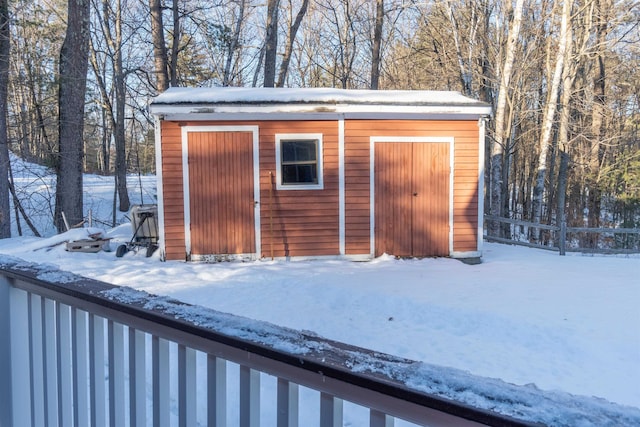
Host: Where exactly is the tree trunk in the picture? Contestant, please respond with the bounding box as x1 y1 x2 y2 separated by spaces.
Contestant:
277 0 309 87
587 0 609 233
0 0 10 238
150 0 169 92
223 0 246 86
263 0 279 87
370 0 384 90
555 13 577 227
114 0 130 212
489 0 524 236
478 0 492 224
101 107 110 172
170 0 179 86
442 0 471 95
25 62 52 162
556 151 569 253
263 0 280 87
531 0 572 240
55 0 90 232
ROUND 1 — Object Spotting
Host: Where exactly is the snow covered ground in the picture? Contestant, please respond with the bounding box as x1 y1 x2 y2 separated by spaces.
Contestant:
1 155 639 425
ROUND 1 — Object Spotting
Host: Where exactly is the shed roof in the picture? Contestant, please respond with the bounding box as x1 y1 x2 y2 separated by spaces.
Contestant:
150 87 492 120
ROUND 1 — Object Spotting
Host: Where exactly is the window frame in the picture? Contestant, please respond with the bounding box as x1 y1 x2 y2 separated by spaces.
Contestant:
275 133 324 190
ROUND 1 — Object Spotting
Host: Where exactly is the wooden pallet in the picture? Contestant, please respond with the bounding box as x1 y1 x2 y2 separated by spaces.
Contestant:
66 238 111 253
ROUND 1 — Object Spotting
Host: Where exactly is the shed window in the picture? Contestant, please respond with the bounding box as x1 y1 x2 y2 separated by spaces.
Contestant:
276 134 323 190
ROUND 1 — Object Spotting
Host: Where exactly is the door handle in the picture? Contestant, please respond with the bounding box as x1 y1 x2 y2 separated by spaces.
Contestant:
413 192 418 197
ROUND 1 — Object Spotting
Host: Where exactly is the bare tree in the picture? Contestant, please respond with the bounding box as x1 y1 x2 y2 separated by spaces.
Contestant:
488 0 524 236
170 0 180 86
531 0 572 237
112 0 130 212
264 0 279 87
586 0 611 231
150 0 169 91
0 0 10 237
441 0 472 95
315 0 364 89
55 0 91 232
90 0 130 213
277 0 309 87
223 0 247 86
370 0 383 89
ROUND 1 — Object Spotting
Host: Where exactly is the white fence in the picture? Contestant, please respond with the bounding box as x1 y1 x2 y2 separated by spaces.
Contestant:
0 259 537 427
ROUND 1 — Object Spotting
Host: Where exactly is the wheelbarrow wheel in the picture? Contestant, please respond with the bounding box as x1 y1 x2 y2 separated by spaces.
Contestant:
116 244 128 258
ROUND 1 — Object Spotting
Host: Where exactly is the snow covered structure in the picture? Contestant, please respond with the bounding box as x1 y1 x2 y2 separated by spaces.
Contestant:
149 87 491 262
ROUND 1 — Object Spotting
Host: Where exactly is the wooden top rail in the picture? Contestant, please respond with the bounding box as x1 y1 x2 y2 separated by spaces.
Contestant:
484 214 640 234
484 215 559 231
0 256 603 427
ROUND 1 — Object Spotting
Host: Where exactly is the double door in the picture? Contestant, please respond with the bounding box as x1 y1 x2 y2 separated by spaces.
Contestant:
374 141 450 257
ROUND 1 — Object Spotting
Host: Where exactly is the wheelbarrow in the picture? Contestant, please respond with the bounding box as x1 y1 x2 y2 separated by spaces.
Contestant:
116 204 159 258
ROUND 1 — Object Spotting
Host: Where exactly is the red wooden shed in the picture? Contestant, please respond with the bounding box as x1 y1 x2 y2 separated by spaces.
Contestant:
149 87 491 262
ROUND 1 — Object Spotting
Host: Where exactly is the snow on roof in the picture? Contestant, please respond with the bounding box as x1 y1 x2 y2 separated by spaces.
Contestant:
152 86 487 106
149 87 492 119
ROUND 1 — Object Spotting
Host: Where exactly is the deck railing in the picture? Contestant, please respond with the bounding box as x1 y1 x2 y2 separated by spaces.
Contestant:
0 258 538 427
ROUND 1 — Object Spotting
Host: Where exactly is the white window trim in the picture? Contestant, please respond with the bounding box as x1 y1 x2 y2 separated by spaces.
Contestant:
275 133 324 190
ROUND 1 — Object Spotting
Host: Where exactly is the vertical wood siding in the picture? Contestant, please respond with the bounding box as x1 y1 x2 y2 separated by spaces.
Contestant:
345 120 479 256
374 143 413 256
159 121 186 260
257 121 340 258
159 118 480 260
412 142 450 256
188 131 255 255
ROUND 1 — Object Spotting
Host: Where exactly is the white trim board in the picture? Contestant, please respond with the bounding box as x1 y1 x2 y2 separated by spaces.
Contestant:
154 117 167 260
477 118 487 255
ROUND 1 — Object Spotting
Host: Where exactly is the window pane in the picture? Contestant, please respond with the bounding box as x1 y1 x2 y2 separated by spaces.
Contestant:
282 164 317 184
282 140 317 162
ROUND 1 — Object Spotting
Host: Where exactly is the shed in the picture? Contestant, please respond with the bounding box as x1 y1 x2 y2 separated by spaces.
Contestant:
149 87 491 262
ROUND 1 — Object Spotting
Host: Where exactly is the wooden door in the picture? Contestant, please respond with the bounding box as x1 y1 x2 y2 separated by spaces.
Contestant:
374 142 450 257
188 131 256 256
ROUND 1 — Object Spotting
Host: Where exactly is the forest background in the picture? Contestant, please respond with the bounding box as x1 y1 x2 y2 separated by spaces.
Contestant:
0 0 638 246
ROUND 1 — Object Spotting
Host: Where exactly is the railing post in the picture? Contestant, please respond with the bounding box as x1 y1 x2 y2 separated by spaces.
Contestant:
90 314 107 427
43 298 59 425
57 303 73 426
153 336 171 427
10 286 31 426
320 393 343 427
370 409 394 427
277 379 299 427
108 320 126 427
73 308 89 427
208 355 227 427
178 344 197 427
30 294 46 427
0 275 13 427
130 328 147 427
240 365 260 427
